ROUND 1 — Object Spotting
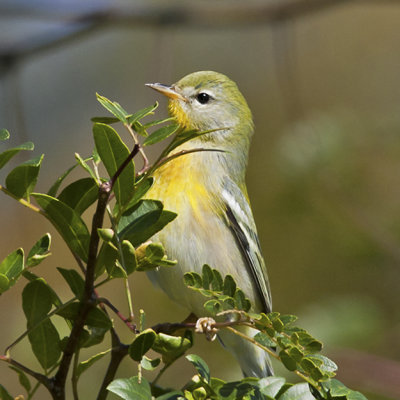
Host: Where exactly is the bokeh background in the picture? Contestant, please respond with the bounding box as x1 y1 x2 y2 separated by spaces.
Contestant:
1 1 400 399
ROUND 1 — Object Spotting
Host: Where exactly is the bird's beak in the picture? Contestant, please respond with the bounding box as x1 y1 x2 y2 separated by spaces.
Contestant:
145 83 186 101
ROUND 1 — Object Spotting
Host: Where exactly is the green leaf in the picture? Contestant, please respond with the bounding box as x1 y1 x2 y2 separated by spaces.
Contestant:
143 124 179 146
279 350 297 371
93 123 135 206
107 376 152 400
223 275 236 297
140 355 161 371
211 269 223 291
129 329 157 361
22 279 61 369
201 264 213 290
75 153 97 181
279 383 314 400
91 116 120 124
0 384 13 400
254 332 275 348
0 128 10 141
183 272 203 289
203 299 221 315
0 141 34 169
76 349 110 378
56 302 112 330
27 233 51 267
33 193 90 262
122 177 154 211
121 240 137 274
6 154 43 199
186 354 210 384
258 376 286 398
58 177 98 215
152 332 193 364
0 248 24 293
9 366 31 393
57 268 85 299
127 102 158 125
322 379 367 400
297 332 322 353
47 162 79 197
96 93 129 124
119 200 177 247
0 274 9 293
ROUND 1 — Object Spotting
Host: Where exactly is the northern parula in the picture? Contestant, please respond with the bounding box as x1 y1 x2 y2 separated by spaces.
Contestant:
145 71 272 377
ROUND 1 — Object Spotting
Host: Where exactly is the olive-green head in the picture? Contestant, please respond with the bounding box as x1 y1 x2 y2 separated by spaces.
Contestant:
146 71 254 147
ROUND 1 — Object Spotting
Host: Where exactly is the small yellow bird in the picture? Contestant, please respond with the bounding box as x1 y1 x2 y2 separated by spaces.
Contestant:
145 71 272 377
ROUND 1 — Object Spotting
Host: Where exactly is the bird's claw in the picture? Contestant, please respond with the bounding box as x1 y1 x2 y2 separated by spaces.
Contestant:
195 317 218 341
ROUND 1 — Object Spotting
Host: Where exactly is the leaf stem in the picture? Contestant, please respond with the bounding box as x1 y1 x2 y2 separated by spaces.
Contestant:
0 184 43 214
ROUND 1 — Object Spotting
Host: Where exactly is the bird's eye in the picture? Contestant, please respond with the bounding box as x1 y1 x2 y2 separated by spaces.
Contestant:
196 92 211 104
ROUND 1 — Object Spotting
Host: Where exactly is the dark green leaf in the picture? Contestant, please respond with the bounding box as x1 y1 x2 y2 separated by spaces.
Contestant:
129 329 156 361
140 355 161 371
223 275 236 297
47 162 79 197
9 366 31 393
279 350 297 371
322 379 367 400
211 269 223 291
183 272 203 288
297 332 322 353
0 141 34 169
6 154 43 199
107 376 152 400
22 279 61 369
0 248 24 292
33 193 90 262
75 153 97 181
0 128 10 141
76 350 110 378
143 124 179 146
56 302 112 330
0 384 13 400
96 93 129 124
203 299 221 315
58 177 98 215
121 240 137 274
123 177 154 211
57 268 85 299
186 354 210 383
127 102 158 125
280 314 298 327
91 116 120 124
93 123 135 206
143 117 175 129
27 233 51 267
0 274 9 293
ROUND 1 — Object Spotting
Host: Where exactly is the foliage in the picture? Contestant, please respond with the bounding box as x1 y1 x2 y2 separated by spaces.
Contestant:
0 98 367 400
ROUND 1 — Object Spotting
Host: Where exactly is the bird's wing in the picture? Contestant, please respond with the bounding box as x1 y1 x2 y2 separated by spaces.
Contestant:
221 178 272 313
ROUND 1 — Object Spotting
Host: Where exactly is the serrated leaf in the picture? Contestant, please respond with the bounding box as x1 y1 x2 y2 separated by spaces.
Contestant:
0 141 34 169
107 376 151 400
127 102 158 125
0 248 24 292
0 128 10 141
58 177 98 215
57 268 85 299
96 93 129 124
93 123 135 206
22 279 61 369
76 350 110 378
143 124 179 146
129 329 156 361
186 354 210 383
6 154 43 199
140 355 161 371
32 193 90 262
27 233 51 267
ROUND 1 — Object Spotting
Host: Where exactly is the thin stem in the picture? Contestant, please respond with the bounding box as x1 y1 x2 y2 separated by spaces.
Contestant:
124 123 149 171
72 349 80 400
0 184 43 214
97 297 137 332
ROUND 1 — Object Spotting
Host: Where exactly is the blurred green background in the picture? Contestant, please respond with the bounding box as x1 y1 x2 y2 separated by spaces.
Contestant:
1 1 400 399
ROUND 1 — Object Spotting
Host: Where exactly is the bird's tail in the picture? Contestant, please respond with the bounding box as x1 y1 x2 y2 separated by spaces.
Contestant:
218 326 273 378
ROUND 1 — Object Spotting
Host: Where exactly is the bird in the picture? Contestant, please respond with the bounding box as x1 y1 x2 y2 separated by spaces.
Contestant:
145 71 272 378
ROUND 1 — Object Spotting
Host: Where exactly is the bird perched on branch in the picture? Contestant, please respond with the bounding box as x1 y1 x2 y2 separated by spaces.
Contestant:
146 71 272 377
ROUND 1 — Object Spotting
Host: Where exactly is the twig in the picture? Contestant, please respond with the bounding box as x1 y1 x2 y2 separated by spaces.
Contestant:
97 297 137 332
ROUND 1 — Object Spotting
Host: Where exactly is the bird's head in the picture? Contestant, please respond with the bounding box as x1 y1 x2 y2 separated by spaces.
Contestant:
146 71 253 146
